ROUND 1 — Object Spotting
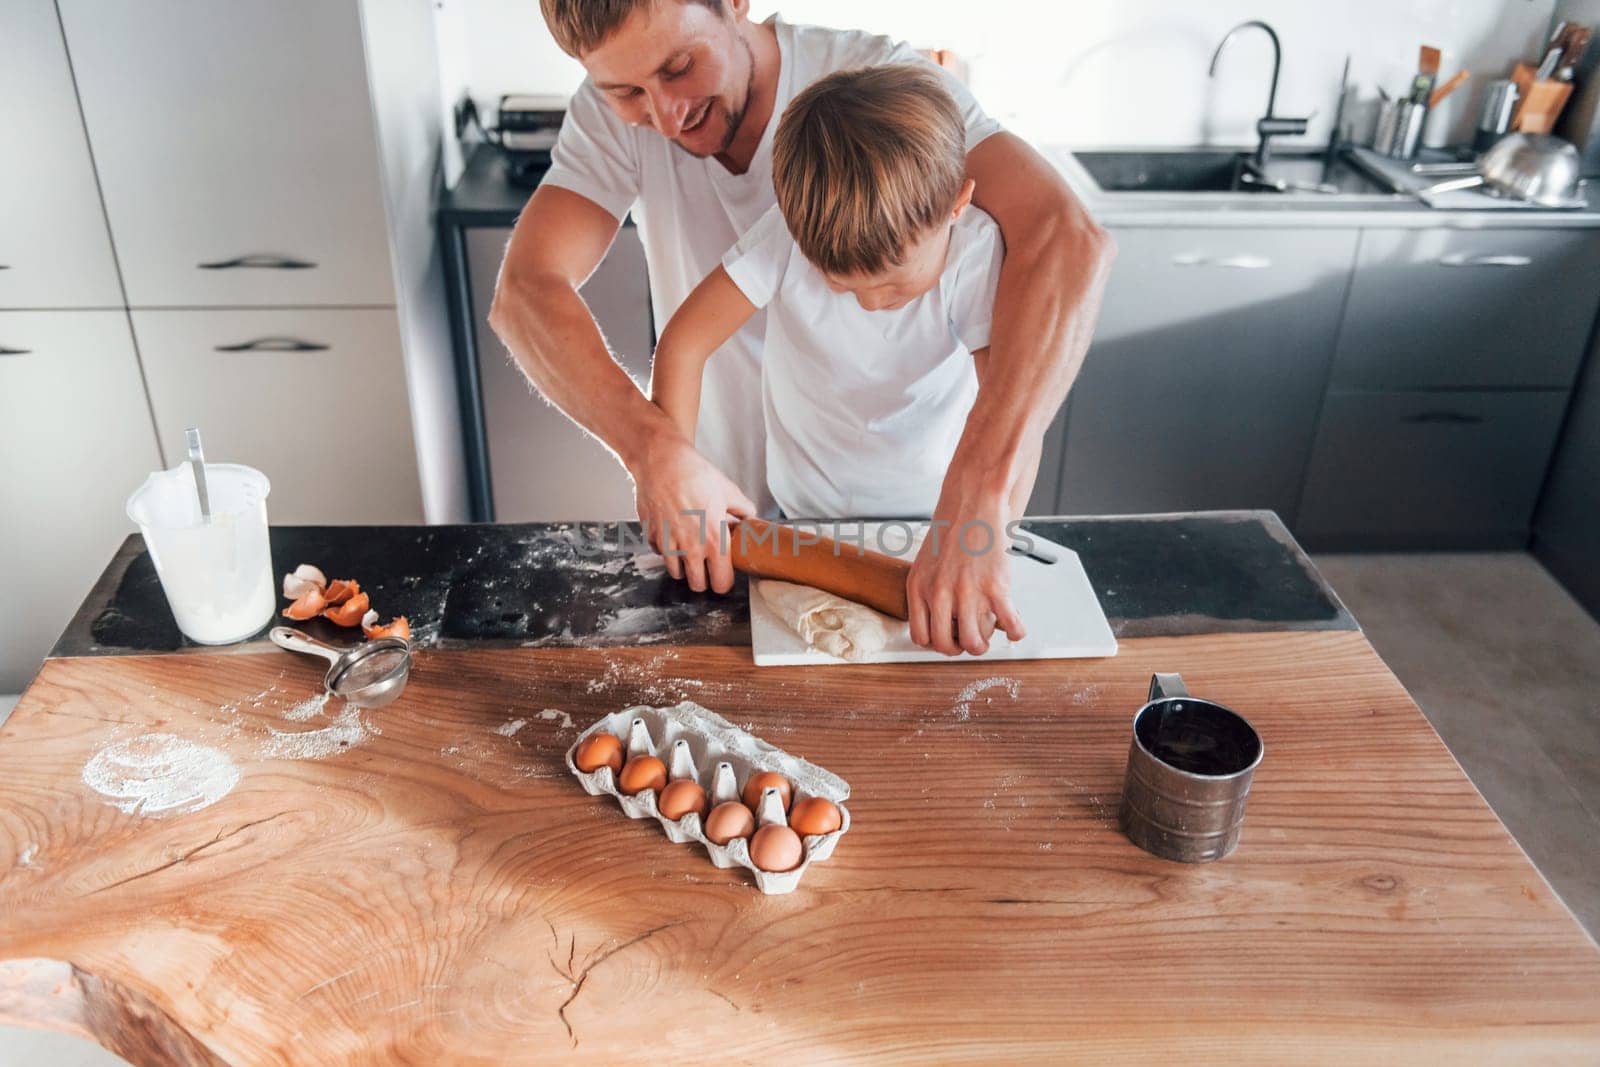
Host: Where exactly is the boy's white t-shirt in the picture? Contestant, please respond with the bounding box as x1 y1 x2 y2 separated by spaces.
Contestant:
721 203 1003 519
541 17 1001 512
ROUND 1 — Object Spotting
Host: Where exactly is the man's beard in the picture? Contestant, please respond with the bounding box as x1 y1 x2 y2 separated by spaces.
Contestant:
680 36 754 158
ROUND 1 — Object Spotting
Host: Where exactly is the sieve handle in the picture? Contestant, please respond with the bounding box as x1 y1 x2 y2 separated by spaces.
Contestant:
270 626 343 666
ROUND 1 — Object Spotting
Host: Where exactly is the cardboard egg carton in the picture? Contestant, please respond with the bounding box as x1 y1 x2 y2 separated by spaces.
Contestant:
564 700 851 894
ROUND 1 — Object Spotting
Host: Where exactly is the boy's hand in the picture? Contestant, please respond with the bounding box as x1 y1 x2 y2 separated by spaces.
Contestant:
906 496 1026 656
632 432 756 595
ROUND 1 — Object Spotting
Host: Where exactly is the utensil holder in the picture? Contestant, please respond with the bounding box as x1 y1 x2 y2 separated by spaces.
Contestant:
1511 62 1574 135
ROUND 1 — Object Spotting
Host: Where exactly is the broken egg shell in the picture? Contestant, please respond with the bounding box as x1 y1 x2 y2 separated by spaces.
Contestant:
282 563 327 600
618 755 667 796
282 587 327 620
704 800 756 845
322 591 370 627
749 824 804 872
658 778 709 821
361 610 412 641
574 733 624 774
788 797 843 836
323 578 361 605
742 771 792 812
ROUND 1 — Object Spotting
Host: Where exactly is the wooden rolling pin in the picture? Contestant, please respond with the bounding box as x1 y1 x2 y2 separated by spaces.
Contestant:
728 518 911 619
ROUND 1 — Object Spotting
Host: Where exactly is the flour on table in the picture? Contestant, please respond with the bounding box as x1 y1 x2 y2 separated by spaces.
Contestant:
17 845 39 869
259 702 377 760
537 708 573 730
953 676 1022 721
82 733 241 817
284 692 330 722
495 718 528 737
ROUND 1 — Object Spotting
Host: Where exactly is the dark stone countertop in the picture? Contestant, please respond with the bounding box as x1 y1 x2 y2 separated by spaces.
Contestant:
52 512 1355 660
438 147 547 229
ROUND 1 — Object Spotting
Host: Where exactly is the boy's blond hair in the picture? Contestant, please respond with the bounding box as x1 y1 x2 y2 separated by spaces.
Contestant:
773 65 967 277
540 0 722 58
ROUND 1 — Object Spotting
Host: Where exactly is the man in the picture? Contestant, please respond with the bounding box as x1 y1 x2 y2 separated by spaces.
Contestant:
489 0 1113 656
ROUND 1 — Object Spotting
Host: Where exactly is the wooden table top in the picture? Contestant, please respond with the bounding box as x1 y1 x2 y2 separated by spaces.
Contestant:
2 633 1598 1064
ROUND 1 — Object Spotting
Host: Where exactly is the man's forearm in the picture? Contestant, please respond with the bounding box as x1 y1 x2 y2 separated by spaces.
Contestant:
489 268 678 471
951 194 1115 508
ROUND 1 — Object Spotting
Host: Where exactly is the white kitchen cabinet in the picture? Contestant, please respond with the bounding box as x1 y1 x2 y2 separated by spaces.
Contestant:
0 312 163 691
57 0 396 308
134 309 423 524
0 1 122 309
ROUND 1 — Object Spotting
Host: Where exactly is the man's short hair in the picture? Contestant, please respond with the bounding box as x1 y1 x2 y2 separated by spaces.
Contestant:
541 0 723 58
773 64 967 277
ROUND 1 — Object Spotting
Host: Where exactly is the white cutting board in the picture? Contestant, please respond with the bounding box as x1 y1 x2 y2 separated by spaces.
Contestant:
749 526 1118 665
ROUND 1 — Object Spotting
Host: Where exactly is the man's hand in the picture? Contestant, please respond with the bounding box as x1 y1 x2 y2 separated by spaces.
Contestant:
907 491 1025 657
633 431 756 595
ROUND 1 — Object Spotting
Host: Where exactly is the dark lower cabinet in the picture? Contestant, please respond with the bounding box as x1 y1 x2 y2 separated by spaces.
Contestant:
1296 389 1569 549
1533 339 1600 621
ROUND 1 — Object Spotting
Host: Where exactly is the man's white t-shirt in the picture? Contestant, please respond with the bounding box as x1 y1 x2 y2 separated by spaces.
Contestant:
722 204 1002 519
541 17 1001 512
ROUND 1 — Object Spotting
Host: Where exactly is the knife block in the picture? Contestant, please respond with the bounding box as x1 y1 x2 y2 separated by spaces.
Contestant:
1511 61 1574 134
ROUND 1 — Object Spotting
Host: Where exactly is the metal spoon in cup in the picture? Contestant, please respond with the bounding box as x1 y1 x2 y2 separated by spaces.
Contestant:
269 626 412 708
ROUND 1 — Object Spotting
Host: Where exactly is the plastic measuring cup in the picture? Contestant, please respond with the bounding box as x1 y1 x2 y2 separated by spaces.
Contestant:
126 463 274 645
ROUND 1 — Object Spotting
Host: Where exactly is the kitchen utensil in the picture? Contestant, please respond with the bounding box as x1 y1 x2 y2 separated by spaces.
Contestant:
1420 131 1585 207
1410 44 1441 103
1475 78 1520 153
270 626 412 708
1536 46 1564 82
1512 60 1576 134
729 517 910 619
1238 169 1340 194
184 427 211 524
748 523 1117 665
126 463 274 645
1119 672 1264 863
1377 99 1428 159
1555 27 1590 82
1429 69 1470 108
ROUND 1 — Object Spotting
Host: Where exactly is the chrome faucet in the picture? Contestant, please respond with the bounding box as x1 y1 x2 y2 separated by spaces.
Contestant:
1209 20 1309 168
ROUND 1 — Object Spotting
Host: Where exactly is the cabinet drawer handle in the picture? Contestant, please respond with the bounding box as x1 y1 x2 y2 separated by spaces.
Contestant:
214 337 330 352
1171 253 1272 269
197 254 317 271
1436 253 1531 268
0 345 30 356
1402 411 1485 425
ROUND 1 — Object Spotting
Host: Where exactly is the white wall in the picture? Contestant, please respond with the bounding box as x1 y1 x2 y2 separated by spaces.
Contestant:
437 0 1556 151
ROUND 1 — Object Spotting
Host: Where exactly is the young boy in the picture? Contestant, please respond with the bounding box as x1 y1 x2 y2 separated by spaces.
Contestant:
649 63 1006 520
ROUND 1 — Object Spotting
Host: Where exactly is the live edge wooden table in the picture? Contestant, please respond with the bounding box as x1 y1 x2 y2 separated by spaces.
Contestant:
3 513 1598 1064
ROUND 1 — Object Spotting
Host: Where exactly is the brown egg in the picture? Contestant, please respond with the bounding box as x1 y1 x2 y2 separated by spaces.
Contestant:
703 801 756 845
742 771 793 812
788 797 843 836
574 733 624 774
749 824 804 872
657 779 709 821
617 755 667 795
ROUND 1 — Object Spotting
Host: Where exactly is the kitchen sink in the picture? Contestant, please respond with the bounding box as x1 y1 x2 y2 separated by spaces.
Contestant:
1073 148 1401 197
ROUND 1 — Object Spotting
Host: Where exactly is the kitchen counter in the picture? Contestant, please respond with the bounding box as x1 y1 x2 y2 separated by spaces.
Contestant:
57 512 1355 658
3 512 1599 1062
1049 144 1600 229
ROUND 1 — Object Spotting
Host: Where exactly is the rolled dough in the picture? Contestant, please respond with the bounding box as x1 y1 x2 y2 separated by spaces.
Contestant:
755 580 895 662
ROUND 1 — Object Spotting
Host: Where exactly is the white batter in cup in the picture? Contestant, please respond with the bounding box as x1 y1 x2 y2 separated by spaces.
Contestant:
125 463 274 644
